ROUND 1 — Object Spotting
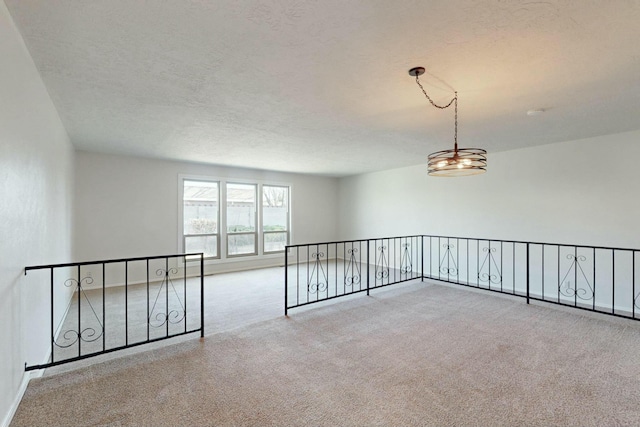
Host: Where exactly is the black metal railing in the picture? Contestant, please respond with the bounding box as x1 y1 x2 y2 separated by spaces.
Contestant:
423 236 528 297
24 253 205 371
284 236 422 314
286 235 640 322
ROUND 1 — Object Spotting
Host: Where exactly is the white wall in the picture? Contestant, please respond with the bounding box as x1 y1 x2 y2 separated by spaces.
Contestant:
0 2 74 425
74 151 339 275
338 130 640 249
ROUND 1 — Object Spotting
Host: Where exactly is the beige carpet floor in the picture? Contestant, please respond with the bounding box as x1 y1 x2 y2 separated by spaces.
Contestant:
12 280 640 426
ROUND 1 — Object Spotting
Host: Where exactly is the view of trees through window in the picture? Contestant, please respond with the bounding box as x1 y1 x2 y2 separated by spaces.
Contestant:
182 179 289 258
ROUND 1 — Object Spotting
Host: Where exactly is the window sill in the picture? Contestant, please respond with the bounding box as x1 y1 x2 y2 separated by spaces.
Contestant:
203 252 283 265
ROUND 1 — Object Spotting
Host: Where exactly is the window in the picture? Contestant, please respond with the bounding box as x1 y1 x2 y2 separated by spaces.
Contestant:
180 177 291 260
262 185 289 253
226 183 257 256
183 180 219 259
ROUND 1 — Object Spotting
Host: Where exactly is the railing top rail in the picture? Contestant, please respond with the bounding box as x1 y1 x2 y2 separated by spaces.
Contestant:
422 234 640 252
286 234 640 252
285 235 424 249
25 252 204 272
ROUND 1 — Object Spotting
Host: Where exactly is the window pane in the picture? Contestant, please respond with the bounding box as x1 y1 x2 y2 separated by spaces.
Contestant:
264 232 287 253
227 183 256 233
183 180 218 235
228 233 256 256
185 235 218 258
263 186 288 231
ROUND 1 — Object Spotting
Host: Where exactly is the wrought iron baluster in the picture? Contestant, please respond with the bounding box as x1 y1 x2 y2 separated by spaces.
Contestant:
102 262 107 351
593 247 596 311
77 265 81 357
612 251 615 314
634 251 638 315
456 238 459 283
284 248 289 315
125 261 128 346
500 241 503 292
466 239 469 285
184 257 187 333
50 268 54 363
542 245 545 300
557 245 561 303
146 259 150 340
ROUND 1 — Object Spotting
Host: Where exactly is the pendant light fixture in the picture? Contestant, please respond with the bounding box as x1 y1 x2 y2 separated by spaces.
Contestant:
409 67 487 176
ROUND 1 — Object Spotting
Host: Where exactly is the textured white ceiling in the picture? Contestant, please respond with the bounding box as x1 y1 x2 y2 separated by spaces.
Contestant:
6 0 640 177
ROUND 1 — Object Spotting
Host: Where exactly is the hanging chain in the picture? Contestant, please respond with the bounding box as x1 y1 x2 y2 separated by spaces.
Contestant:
415 75 458 150
414 75 456 109
454 91 458 150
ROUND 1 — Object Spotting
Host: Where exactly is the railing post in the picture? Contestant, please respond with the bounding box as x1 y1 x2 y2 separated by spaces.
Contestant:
50 267 54 365
200 253 205 338
77 264 81 358
102 263 106 352
526 243 530 305
125 261 129 346
366 240 370 296
421 235 424 282
284 246 289 316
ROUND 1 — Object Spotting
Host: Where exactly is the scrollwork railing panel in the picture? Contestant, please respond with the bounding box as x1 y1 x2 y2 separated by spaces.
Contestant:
558 254 594 301
54 276 104 348
307 251 328 294
439 244 458 276
149 267 186 328
345 247 361 286
478 246 502 285
375 245 389 281
401 243 412 274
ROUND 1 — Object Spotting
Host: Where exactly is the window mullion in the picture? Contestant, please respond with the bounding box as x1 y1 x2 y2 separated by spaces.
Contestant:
258 183 263 256
221 180 227 259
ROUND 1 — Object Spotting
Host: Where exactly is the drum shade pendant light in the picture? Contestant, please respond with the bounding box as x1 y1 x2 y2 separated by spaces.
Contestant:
409 67 487 176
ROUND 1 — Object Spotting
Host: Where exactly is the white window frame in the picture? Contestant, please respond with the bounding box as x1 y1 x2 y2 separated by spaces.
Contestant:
262 184 290 254
178 174 292 264
181 178 221 260
226 182 258 258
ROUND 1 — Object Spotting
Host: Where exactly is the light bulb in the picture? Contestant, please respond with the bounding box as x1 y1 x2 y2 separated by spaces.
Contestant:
437 161 447 168
457 163 464 169
463 159 471 165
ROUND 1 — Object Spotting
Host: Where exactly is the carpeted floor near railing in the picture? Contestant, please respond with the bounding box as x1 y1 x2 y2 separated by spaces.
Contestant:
11 281 640 426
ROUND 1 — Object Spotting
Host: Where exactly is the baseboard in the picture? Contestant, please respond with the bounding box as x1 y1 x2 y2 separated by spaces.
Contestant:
1 368 43 427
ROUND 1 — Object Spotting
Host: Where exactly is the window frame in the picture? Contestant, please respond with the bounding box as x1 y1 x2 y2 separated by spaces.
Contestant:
262 184 290 254
225 182 258 257
178 174 292 263
181 178 221 260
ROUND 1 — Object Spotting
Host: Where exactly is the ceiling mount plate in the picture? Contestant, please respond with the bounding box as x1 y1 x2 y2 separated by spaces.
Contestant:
408 67 425 77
